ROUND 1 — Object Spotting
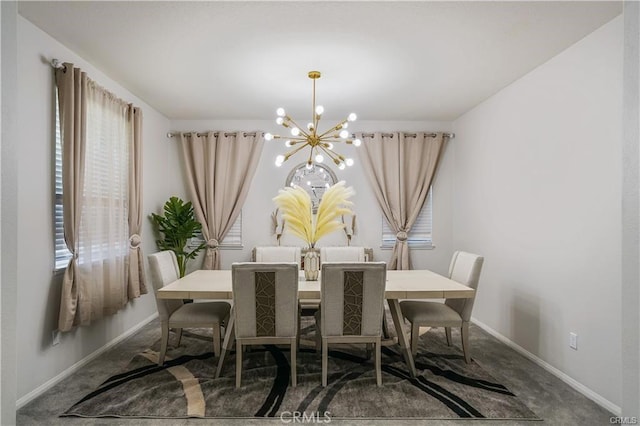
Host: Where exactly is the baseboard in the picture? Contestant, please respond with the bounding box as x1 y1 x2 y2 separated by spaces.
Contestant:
16 312 158 409
471 316 621 416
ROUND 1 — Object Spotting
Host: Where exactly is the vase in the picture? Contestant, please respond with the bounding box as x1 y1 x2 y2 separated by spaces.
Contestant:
304 249 319 281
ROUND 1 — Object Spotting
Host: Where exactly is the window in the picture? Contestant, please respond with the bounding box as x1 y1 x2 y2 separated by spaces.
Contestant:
54 86 131 271
54 94 73 270
381 188 433 248
188 213 243 249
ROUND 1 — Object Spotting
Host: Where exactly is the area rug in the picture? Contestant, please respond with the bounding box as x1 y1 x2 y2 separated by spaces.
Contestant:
62 324 539 420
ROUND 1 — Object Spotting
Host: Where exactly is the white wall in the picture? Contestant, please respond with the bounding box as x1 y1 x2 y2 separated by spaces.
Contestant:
170 119 455 275
15 16 175 402
452 16 623 408
622 0 640 417
1 2 19 423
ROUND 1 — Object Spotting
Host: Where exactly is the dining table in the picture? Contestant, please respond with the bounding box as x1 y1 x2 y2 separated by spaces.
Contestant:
157 268 475 378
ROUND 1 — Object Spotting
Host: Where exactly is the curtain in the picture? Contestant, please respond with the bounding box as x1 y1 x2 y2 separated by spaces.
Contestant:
126 107 147 298
56 63 145 332
179 131 264 269
356 132 446 270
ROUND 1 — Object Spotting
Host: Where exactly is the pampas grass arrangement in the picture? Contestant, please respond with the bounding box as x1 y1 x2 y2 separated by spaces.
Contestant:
273 181 355 247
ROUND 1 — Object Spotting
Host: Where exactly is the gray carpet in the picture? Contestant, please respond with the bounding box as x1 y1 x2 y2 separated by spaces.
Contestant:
61 325 539 420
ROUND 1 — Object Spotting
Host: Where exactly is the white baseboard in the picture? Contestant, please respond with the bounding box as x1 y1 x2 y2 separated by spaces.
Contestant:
16 312 158 409
471 316 621 416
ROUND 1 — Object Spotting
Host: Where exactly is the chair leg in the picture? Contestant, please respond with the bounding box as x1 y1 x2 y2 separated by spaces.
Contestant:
322 338 328 387
215 309 235 379
375 337 382 386
174 328 183 347
461 322 471 364
382 308 390 339
212 323 221 358
297 305 302 350
315 317 321 353
291 338 297 387
235 340 243 388
159 323 169 366
410 323 419 357
445 327 452 346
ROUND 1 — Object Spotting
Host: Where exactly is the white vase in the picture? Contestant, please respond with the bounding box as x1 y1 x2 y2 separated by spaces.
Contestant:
304 249 319 281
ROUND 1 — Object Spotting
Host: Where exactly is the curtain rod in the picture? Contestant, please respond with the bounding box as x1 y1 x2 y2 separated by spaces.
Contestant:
167 131 261 138
167 131 455 139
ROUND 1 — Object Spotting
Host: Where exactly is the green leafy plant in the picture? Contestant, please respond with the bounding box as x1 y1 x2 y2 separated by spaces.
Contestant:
150 196 205 277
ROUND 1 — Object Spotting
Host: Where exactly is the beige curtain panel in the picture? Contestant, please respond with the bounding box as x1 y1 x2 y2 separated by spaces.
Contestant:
56 63 146 332
179 131 264 269
356 132 446 270
127 107 147 298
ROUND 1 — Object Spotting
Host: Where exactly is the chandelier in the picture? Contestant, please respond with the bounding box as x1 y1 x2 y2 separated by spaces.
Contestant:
265 71 361 170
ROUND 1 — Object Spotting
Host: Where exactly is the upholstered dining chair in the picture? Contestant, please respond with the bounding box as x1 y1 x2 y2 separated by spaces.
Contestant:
301 246 369 344
254 246 301 268
399 251 484 364
319 246 366 263
315 262 387 386
148 251 231 366
231 262 299 388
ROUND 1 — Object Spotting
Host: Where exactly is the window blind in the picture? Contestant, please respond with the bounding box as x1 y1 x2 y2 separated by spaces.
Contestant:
381 188 433 248
189 213 243 248
54 94 73 270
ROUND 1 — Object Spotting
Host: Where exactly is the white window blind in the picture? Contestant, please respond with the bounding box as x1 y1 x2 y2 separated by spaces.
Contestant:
54 94 73 270
189 213 243 248
382 188 433 248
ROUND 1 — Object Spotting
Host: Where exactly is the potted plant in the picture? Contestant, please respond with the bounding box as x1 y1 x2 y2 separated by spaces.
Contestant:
150 196 205 277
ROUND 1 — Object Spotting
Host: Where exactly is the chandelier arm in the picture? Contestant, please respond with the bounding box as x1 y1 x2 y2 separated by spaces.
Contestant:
318 144 341 163
284 142 311 160
316 120 348 139
283 117 311 139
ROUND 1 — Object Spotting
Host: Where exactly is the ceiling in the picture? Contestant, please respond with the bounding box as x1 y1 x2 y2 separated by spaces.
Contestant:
19 1 622 122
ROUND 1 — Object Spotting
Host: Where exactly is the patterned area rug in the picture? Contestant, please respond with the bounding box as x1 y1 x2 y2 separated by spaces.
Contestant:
62 324 539 420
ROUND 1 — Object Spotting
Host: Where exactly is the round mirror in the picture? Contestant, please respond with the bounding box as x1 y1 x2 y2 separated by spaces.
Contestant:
285 163 338 212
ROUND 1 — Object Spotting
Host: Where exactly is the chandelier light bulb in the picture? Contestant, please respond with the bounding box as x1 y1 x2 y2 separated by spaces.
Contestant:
339 130 349 139
353 138 362 147
285 140 293 147
277 108 286 117
315 105 324 115
306 162 313 170
307 122 314 130
348 113 357 122
265 133 273 141
345 158 354 167
342 122 348 129
315 154 324 163
275 155 285 167
307 180 311 186
327 143 334 150
291 127 300 136
276 117 284 125
338 162 346 170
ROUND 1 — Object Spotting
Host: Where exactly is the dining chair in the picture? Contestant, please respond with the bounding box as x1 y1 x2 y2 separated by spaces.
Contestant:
231 262 299 388
253 246 301 268
316 261 387 386
319 246 366 263
148 251 231 365
399 251 484 363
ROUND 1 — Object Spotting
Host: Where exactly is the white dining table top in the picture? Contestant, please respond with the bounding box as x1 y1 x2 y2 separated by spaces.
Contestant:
157 268 475 300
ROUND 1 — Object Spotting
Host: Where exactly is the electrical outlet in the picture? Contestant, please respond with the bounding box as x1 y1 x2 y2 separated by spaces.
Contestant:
569 332 578 350
52 330 61 346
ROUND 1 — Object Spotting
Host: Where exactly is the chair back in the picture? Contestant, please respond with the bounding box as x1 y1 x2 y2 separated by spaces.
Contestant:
445 251 484 321
320 262 387 337
254 246 301 268
147 251 183 321
232 262 299 339
320 246 365 263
